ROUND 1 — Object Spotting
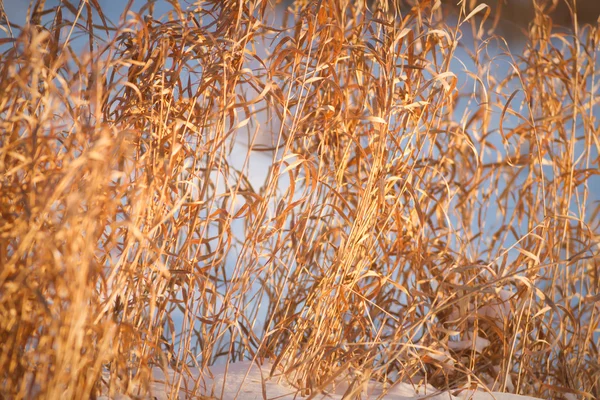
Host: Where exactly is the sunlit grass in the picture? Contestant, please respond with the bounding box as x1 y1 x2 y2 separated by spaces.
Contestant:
0 0 598 398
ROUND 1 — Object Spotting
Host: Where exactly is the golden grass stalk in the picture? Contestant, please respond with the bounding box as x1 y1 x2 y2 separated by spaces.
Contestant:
0 0 598 398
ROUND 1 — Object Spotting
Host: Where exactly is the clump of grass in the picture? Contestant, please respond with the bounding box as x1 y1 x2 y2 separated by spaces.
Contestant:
0 0 598 399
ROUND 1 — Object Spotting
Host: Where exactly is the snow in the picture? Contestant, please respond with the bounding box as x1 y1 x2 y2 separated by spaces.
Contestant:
447 332 491 354
98 361 542 400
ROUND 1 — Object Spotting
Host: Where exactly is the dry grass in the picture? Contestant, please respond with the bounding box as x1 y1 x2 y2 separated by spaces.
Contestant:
0 0 598 399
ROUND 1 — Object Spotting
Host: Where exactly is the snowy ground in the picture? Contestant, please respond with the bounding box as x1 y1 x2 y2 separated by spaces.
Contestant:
98 361 541 400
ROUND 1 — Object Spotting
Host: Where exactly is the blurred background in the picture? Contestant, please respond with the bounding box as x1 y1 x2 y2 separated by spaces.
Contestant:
4 0 600 42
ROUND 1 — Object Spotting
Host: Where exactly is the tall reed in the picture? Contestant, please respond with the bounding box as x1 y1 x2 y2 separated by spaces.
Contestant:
0 0 598 398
